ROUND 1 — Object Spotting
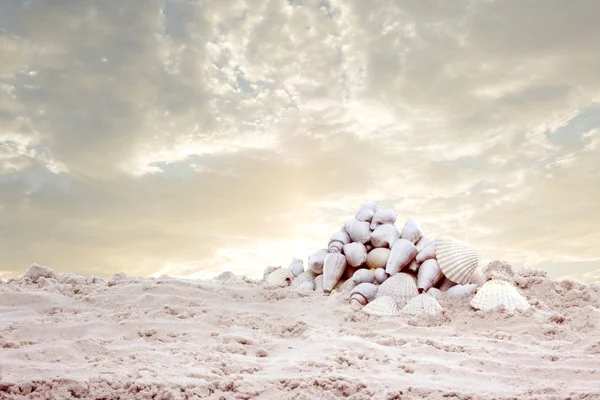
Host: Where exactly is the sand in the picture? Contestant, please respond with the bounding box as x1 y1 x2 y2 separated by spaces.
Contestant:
0 266 599 400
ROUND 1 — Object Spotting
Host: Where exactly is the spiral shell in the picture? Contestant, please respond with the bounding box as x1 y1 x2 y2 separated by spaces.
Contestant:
399 218 423 244
435 236 480 284
308 249 329 274
386 239 418 275
343 242 368 267
366 248 390 269
323 253 347 293
402 293 443 316
376 272 418 305
370 224 400 248
417 259 443 293
362 296 401 317
470 280 530 312
350 282 378 304
370 209 397 230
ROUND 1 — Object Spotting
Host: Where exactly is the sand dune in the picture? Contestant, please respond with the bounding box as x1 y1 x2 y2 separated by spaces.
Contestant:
1 267 599 399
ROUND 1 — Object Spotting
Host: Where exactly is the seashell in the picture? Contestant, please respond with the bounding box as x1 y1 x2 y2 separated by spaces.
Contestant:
403 293 443 316
362 296 401 317
446 284 478 299
376 272 418 305
482 260 515 283
346 219 372 244
385 239 417 275
417 259 443 293
437 277 456 291
373 268 388 284
399 218 423 244
407 259 419 273
265 268 294 287
323 253 347 293
370 209 397 230
329 232 350 253
338 279 357 293
366 248 390 269
435 236 480 284
469 268 486 287
314 275 324 294
350 282 378 304
352 269 375 284
289 258 305 277
427 287 442 299
308 249 328 274
328 241 344 253
291 270 316 289
356 208 375 222
370 224 400 248
350 293 368 306
356 201 378 217
415 235 433 252
343 242 368 267
415 240 437 263
470 280 530 312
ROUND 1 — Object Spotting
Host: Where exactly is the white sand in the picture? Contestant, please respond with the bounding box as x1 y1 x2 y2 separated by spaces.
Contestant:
1 268 599 399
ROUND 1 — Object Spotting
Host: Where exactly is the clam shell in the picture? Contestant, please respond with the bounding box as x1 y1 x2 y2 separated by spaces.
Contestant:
446 284 478 299
362 296 401 317
402 293 443 316
323 253 347 292
417 259 443 293
350 282 378 303
437 277 456 291
308 250 328 274
435 236 480 284
415 240 436 263
366 248 390 269
376 272 418 305
289 258 305 277
385 239 417 275
346 219 372 244
314 275 324 294
415 235 432 252
373 268 388 284
370 209 397 230
352 269 376 284
343 242 368 267
370 224 400 248
265 268 294 287
399 218 423 244
470 280 530 312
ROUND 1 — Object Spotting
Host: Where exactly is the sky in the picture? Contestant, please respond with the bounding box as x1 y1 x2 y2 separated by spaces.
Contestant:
1 0 599 283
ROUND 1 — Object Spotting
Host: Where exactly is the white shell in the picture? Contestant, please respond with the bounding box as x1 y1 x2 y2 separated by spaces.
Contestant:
352 269 375 284
328 240 344 253
265 268 294 287
289 258 305 277
314 275 324 294
415 240 437 263
323 253 347 292
415 235 432 252
343 242 368 267
346 219 372 244
427 287 442 299
417 259 443 293
385 239 417 275
291 270 316 291
366 248 390 269
403 293 443 316
350 293 368 306
362 296 401 317
437 277 456 291
350 282 378 303
356 201 378 218
470 280 530 312
376 272 418 305
446 284 478 299
374 268 388 284
469 268 486 287
399 218 423 244
370 224 399 248
308 249 328 274
356 207 375 222
370 209 397 230
435 236 480 284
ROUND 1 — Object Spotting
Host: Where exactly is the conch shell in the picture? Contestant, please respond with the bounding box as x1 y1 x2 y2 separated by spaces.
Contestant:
343 242 368 267
399 218 423 244
328 231 351 253
385 239 417 275
370 224 399 248
417 259 443 293
323 253 347 293
355 201 378 222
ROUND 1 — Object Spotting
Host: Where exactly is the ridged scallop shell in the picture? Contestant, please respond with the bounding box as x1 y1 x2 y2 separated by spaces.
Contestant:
289 258 305 277
265 268 294 287
415 240 436 263
437 277 456 291
314 275 324 294
435 236 480 284
308 249 328 274
385 239 417 275
362 296 401 317
370 209 397 230
323 253 347 292
343 242 368 267
376 272 418 305
403 293 443 316
417 259 443 293
346 219 372 244
370 224 400 248
470 280 530 312
399 218 423 244
446 284 478 299
352 269 375 284
366 248 390 269
373 268 388 284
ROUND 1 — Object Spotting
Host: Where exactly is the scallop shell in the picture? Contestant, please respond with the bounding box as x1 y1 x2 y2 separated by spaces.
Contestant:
323 253 347 293
403 293 443 316
352 269 375 284
385 239 417 275
314 275 324 294
373 268 388 284
362 296 401 317
417 259 443 293
376 272 418 305
470 280 530 312
346 219 372 244
265 268 294 287
399 218 423 244
370 224 400 248
435 236 480 284
370 209 397 230
415 240 436 263
446 284 478 299
437 277 456 291
366 248 390 269
343 242 368 267
289 258 305 277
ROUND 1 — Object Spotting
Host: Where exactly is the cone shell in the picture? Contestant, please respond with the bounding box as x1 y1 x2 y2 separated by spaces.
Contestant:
346 219 372 244
417 259 443 293
350 282 378 303
370 224 399 248
415 240 437 263
446 284 478 299
399 218 423 244
366 248 390 269
373 268 388 284
265 268 294 287
323 253 347 292
314 275 324 294
385 239 417 275
470 280 530 312
435 236 480 284
437 277 456 291
415 235 433 252
352 269 375 284
343 242 368 267
403 293 443 316
370 209 397 230
376 272 418 305
308 249 328 274
362 296 401 317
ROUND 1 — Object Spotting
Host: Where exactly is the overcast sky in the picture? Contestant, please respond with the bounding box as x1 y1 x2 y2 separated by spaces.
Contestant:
1 0 599 282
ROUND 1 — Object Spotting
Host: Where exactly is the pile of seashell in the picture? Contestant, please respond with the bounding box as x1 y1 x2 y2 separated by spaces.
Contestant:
263 202 531 316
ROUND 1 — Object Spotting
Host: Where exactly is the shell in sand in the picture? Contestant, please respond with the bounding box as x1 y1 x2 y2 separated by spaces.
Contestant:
370 224 399 248
399 218 423 244
482 260 515 282
350 282 378 304
385 239 417 275
352 269 375 285
343 242 368 267
376 272 418 305
323 253 347 293
362 296 401 317
470 280 530 312
366 248 390 270
435 236 480 284
402 293 443 316
427 287 442 299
